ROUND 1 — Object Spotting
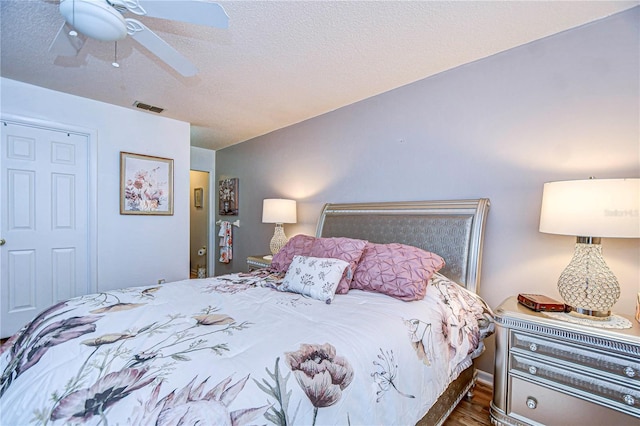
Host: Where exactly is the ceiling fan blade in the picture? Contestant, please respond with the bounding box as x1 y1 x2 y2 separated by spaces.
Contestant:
122 0 229 29
49 22 87 57
126 19 198 77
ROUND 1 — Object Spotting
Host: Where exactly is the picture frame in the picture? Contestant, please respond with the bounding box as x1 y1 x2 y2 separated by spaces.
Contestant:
219 178 238 216
194 187 204 208
120 152 174 215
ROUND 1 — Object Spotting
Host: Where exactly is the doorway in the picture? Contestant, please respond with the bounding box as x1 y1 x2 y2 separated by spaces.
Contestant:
1 117 96 337
190 170 209 278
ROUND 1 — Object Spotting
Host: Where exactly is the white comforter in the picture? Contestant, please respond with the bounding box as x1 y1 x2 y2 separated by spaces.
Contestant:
0 272 493 425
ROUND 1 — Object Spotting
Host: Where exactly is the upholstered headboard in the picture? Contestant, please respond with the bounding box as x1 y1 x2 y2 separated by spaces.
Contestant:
315 199 490 294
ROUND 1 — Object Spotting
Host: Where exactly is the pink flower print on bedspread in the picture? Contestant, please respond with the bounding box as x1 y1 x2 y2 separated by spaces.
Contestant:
42 307 248 423
285 343 354 425
431 277 493 364
1 289 253 425
404 318 435 366
133 375 269 426
0 301 101 398
50 367 156 422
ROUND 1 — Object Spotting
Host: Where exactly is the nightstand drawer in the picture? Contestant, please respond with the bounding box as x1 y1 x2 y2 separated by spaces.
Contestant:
510 330 640 386
510 353 640 417
509 376 638 426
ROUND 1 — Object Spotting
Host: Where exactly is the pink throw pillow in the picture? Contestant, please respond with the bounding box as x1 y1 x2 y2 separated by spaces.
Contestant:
270 234 316 272
270 235 367 294
308 237 367 294
351 242 445 301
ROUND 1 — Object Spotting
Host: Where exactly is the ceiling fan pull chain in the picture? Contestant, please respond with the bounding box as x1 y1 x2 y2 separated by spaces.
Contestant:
112 41 120 68
68 0 78 37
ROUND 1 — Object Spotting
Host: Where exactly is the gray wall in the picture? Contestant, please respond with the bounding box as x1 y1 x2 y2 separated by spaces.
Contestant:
215 8 640 375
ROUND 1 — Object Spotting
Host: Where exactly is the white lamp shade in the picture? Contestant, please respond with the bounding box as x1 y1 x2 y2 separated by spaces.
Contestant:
539 178 640 238
262 199 297 224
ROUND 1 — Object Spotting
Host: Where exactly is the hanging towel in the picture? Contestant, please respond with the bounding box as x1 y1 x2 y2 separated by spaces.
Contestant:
218 221 233 263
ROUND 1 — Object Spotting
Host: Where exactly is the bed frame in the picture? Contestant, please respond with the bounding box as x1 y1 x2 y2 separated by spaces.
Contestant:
316 199 491 425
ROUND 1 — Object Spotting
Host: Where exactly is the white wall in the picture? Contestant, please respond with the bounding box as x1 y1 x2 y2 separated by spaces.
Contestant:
1 77 191 291
216 8 640 374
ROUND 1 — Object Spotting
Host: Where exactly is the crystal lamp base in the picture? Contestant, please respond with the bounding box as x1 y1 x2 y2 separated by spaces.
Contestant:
269 224 288 255
557 238 620 318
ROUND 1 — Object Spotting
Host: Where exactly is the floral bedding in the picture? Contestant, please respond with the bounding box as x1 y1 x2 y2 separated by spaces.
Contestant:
0 271 493 425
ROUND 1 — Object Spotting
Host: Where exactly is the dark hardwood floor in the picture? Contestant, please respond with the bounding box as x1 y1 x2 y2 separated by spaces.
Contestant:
444 380 493 426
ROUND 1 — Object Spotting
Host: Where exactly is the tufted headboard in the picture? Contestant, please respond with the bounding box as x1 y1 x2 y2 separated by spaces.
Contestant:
315 199 490 294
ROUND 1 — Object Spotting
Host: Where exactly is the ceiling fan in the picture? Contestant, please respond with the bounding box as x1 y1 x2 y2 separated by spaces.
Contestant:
49 0 229 76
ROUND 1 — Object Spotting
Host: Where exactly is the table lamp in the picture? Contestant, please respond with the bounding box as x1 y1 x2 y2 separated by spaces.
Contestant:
539 178 639 318
262 198 297 255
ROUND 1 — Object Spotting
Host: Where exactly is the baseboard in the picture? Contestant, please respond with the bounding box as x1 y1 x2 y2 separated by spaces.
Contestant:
476 369 493 386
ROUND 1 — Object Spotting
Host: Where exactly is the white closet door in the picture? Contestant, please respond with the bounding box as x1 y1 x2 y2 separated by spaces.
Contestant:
1 121 90 337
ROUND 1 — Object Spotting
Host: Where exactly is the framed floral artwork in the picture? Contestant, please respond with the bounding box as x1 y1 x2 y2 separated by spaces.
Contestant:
120 152 174 215
219 178 238 215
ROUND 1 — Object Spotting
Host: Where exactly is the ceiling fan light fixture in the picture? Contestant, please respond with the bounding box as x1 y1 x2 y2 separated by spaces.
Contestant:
59 0 127 42
51 0 229 77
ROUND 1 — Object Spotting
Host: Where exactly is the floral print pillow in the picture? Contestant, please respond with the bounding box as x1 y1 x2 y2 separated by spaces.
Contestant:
270 235 367 295
280 255 349 304
308 237 367 294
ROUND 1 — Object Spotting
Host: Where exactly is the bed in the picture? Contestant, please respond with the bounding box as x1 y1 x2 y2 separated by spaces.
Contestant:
0 199 493 425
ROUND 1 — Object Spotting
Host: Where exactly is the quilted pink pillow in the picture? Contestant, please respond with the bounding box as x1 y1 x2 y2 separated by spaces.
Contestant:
308 237 367 294
351 242 445 301
270 235 367 294
270 234 316 272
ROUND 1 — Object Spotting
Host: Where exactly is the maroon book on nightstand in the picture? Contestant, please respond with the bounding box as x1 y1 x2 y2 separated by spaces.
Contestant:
517 293 566 312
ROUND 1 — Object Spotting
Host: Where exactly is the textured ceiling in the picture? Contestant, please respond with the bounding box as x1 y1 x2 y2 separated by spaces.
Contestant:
1 1 638 150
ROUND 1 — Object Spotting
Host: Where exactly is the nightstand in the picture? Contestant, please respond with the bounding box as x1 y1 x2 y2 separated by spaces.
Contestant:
247 255 272 271
490 296 640 426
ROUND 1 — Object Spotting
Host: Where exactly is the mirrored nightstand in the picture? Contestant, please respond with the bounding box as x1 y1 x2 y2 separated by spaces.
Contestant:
247 255 272 271
491 296 640 426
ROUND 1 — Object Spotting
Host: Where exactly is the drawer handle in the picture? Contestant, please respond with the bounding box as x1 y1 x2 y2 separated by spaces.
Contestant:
529 343 538 352
528 366 538 375
623 394 635 406
526 397 538 409
624 367 636 378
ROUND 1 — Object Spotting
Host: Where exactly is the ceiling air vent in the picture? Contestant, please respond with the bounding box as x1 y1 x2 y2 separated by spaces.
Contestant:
133 101 164 114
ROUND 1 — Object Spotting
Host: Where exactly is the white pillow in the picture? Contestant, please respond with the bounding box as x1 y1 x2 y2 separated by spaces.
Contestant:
281 255 349 304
